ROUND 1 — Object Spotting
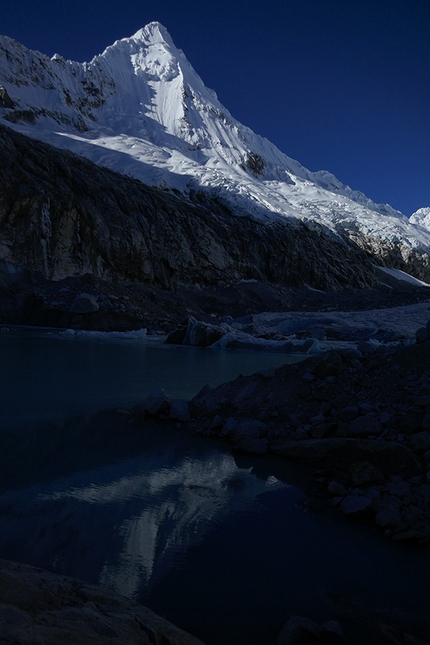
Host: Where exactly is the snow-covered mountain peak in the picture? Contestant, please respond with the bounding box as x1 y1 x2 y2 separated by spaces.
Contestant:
98 21 180 72
94 25 181 86
1 24 430 254
129 21 176 47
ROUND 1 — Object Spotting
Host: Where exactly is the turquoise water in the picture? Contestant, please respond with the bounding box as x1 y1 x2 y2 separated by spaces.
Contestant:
0 325 302 425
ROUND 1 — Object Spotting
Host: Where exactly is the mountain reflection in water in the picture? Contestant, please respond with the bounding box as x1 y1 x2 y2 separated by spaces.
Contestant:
34 436 283 599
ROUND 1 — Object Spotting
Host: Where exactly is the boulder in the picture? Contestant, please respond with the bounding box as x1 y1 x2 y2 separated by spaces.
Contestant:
388 480 411 498
183 318 227 347
340 495 373 515
302 371 315 382
327 481 347 497
144 389 170 416
233 420 268 443
393 528 430 541
349 461 384 486
190 384 219 415
410 431 430 453
70 293 99 314
348 415 381 437
208 414 223 431
338 405 360 422
220 417 238 437
298 338 319 354
379 411 391 424
169 400 191 422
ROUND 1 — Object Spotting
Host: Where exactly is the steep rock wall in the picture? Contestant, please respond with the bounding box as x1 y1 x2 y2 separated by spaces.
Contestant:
344 229 430 283
0 124 376 291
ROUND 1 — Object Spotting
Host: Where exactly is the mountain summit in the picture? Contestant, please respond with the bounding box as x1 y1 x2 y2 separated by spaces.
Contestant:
1 23 430 275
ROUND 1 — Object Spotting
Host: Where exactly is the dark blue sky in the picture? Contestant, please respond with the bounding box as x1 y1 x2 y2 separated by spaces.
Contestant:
2 0 430 215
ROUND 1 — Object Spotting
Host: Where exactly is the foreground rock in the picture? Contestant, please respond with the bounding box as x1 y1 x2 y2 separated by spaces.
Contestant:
0 559 206 645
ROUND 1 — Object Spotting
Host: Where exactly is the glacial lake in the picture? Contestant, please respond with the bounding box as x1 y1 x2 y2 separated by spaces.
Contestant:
1 326 430 644
0 325 303 425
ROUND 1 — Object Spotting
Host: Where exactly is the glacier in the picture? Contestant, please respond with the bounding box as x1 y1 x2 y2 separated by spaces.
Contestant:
1 21 430 252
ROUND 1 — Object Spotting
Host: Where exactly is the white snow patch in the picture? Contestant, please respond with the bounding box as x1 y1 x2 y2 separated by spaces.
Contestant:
378 266 430 287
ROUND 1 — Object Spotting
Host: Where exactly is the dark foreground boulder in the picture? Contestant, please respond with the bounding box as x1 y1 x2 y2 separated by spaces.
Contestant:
0 558 206 645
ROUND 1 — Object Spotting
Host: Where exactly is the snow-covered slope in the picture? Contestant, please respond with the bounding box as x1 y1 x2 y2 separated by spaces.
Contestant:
410 207 430 230
1 22 430 250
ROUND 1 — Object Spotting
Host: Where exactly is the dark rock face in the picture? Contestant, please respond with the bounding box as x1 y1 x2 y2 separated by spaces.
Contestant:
0 124 376 291
345 229 430 284
0 86 15 108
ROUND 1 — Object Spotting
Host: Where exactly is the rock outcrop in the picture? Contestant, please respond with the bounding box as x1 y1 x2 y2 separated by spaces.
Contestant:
345 228 430 284
0 558 206 645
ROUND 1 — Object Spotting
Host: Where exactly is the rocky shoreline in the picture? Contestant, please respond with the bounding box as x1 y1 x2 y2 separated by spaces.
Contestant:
134 328 430 545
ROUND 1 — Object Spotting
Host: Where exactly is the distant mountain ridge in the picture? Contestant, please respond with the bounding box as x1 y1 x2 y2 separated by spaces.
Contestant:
1 22 430 283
